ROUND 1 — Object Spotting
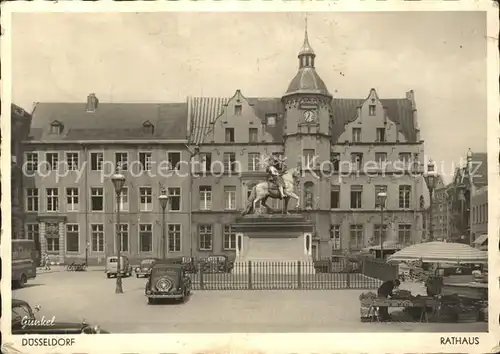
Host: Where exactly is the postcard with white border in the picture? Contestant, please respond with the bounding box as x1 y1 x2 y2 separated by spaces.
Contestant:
1 0 499 353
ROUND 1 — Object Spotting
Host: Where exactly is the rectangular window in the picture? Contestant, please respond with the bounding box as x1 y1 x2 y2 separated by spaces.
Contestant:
266 114 276 126
46 153 59 171
167 152 181 170
66 187 79 212
168 224 181 252
248 153 260 171
199 186 212 210
330 185 340 209
25 152 38 172
350 185 363 209
65 152 79 171
330 152 340 171
398 224 412 244
47 238 60 253
91 224 104 252
376 128 386 142
26 223 39 241
352 128 361 142
167 187 181 211
139 187 153 212
139 152 153 171
118 224 129 252
373 224 388 245
90 152 104 171
351 153 363 170
234 105 242 115
46 188 59 212
399 185 412 209
199 153 212 172
330 224 341 251
398 153 412 168
223 225 237 250
374 185 387 208
66 224 79 252
225 128 235 142
375 152 387 167
139 224 153 252
349 224 364 249
90 187 104 212
249 128 258 143
224 186 236 210
115 152 128 171
26 188 39 212
369 105 376 116
117 187 129 211
303 149 316 168
223 153 237 172
199 224 213 251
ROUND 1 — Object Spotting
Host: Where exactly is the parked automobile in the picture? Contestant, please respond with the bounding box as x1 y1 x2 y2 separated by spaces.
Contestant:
145 261 191 304
313 256 361 273
135 258 159 278
200 255 234 273
105 256 132 278
12 299 109 334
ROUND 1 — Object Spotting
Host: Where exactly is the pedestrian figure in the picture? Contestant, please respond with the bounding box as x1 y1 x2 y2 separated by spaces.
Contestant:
43 253 51 270
377 279 400 321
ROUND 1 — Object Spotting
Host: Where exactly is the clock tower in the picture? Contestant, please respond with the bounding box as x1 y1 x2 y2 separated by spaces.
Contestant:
281 22 333 173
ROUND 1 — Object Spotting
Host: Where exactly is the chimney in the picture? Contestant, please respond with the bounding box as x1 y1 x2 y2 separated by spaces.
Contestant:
86 93 98 112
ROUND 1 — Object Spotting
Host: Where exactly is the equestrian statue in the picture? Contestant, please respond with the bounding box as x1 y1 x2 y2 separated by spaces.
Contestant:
241 155 301 215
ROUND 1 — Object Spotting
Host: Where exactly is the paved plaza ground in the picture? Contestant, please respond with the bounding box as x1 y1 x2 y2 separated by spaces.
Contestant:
13 270 487 333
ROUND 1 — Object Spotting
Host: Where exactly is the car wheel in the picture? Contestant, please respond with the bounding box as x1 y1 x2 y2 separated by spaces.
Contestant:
17 274 27 288
147 298 155 305
136 274 139 278
106 273 111 279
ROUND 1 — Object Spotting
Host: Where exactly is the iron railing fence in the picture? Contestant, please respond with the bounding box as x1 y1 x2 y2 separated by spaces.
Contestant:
186 259 383 290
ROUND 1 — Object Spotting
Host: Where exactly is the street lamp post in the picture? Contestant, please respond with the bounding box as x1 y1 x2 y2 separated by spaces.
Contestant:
377 191 387 259
111 167 126 294
85 242 89 265
466 148 474 246
158 188 169 260
424 159 437 241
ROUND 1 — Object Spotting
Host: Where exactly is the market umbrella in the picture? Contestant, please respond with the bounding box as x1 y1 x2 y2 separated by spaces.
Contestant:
386 241 488 264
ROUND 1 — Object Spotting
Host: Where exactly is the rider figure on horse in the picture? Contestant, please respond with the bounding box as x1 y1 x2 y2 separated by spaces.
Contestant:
266 155 285 199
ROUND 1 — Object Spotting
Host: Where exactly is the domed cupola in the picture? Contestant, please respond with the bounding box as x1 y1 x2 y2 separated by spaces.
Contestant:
284 21 331 98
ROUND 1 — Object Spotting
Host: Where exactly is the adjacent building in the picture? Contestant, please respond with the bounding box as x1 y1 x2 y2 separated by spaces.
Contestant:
11 104 33 240
21 29 426 264
430 175 451 241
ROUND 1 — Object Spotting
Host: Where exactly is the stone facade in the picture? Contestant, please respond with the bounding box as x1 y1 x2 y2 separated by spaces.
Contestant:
22 30 426 264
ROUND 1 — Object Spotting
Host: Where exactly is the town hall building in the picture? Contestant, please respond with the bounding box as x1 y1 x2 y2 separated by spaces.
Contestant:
21 28 426 264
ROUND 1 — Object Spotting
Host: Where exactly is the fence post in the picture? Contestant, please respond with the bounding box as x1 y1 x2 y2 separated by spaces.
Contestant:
346 271 351 289
297 261 302 289
248 260 252 290
200 265 204 290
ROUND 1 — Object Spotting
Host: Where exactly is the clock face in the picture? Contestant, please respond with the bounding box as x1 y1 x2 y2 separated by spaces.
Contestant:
303 110 315 122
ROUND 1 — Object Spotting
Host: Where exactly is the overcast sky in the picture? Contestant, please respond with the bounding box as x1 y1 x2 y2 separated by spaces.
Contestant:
12 12 487 183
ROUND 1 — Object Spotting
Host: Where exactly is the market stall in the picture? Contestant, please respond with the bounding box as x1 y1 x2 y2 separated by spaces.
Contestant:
359 242 488 323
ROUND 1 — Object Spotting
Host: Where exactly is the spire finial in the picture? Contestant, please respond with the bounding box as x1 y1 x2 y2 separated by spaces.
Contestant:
299 13 314 58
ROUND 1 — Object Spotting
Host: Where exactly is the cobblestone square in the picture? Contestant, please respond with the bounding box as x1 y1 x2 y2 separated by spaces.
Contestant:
12 270 487 333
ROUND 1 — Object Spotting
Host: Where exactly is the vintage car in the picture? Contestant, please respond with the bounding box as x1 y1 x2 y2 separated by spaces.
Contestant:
145 262 191 304
12 299 109 334
105 256 133 278
135 258 159 278
200 255 234 273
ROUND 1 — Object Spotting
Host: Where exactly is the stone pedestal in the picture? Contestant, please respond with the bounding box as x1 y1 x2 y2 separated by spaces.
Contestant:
232 214 315 275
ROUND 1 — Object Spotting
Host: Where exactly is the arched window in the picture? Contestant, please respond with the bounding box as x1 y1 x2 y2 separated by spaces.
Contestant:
304 182 314 209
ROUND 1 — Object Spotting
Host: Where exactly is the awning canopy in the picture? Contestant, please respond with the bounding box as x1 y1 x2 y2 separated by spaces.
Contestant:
473 234 488 245
387 241 488 264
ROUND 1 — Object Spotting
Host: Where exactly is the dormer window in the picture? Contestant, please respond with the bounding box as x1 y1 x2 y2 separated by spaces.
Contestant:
142 120 154 135
369 105 376 116
50 120 63 135
234 105 242 115
266 114 277 126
